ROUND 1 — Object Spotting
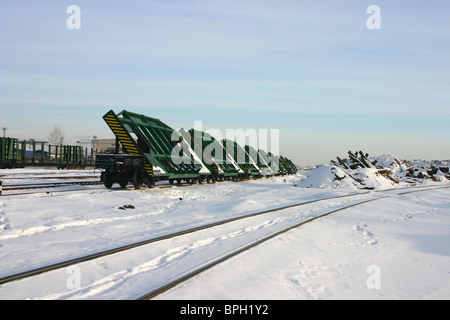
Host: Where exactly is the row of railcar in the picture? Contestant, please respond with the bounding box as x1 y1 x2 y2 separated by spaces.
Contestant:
0 137 91 169
95 110 298 189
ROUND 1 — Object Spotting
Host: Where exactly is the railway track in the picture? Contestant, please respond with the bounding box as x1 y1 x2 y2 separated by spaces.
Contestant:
0 177 214 196
3 180 103 190
138 195 389 300
0 184 448 299
0 181 104 196
0 188 370 286
140 185 450 299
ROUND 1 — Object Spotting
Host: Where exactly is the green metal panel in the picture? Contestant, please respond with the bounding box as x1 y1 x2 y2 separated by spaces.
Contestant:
284 157 298 173
181 128 242 178
0 138 5 162
221 138 261 177
40 142 45 164
267 153 286 175
279 156 296 174
7 138 15 160
245 145 276 176
257 149 282 175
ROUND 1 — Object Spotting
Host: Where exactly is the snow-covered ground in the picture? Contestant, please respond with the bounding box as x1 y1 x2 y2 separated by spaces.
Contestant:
158 188 450 300
0 162 449 300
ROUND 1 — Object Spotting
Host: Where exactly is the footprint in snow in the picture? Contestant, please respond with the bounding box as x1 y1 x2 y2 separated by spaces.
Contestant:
354 223 378 245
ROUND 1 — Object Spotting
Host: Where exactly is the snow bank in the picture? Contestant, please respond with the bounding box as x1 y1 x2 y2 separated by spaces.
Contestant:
297 165 358 190
299 154 449 191
371 155 450 184
297 165 396 190
352 168 395 190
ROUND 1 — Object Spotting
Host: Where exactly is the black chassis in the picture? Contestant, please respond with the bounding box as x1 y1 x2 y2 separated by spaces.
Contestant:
95 154 145 188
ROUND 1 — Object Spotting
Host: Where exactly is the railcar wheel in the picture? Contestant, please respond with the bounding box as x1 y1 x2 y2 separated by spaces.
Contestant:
119 181 128 188
146 177 155 188
133 170 144 189
104 173 114 189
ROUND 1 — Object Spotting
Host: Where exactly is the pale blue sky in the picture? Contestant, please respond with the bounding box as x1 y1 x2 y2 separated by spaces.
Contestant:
1 0 449 165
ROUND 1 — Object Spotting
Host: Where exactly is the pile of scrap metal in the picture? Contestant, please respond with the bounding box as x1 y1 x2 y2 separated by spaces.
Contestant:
332 150 377 170
331 150 399 184
331 150 450 184
408 161 450 182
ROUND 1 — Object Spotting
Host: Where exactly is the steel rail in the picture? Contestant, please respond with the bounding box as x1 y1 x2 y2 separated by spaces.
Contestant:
0 180 200 196
3 175 100 180
3 181 103 190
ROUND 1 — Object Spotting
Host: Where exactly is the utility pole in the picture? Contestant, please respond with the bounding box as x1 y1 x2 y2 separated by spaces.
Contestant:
1 127 6 138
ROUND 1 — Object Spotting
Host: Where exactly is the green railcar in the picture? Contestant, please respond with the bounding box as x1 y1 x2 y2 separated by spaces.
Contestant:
101 110 211 188
221 138 261 178
98 109 298 189
244 145 278 176
180 128 244 181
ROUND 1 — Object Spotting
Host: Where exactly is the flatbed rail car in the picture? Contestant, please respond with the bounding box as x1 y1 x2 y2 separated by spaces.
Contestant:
180 128 244 182
1 137 92 169
100 110 211 188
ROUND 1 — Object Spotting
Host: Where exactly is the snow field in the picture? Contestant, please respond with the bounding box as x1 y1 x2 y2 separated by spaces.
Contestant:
157 188 450 300
0 163 449 299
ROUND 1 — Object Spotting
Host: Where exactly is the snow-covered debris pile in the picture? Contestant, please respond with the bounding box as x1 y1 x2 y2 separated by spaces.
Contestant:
331 150 449 185
331 150 377 171
298 151 449 191
371 155 450 183
297 165 359 189
297 165 395 190
351 167 396 190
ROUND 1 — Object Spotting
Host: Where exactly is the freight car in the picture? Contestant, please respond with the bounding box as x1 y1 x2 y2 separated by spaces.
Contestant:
180 128 245 182
95 109 297 189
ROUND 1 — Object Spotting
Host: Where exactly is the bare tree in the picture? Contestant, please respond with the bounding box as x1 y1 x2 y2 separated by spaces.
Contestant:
48 126 65 145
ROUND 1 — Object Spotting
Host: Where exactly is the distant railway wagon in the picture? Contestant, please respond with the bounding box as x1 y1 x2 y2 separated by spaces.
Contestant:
95 109 297 189
180 128 244 181
256 149 283 176
221 138 261 178
244 145 277 176
280 156 298 174
0 137 92 169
